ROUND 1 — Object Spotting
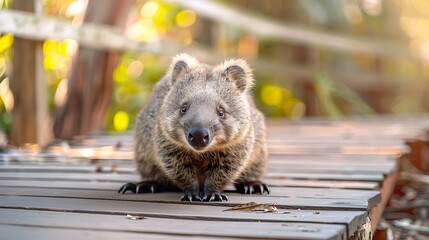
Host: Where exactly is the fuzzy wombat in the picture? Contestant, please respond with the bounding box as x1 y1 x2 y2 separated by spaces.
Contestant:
119 54 269 201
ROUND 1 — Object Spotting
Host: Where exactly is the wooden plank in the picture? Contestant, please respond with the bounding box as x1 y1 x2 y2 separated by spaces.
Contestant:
265 172 384 182
0 161 395 175
0 171 140 182
0 177 379 191
6 155 396 166
0 186 379 210
0 171 385 183
0 164 136 173
0 153 397 164
0 160 381 189
269 154 397 162
75 133 407 145
267 165 394 175
0 147 400 163
0 225 230 240
265 179 378 190
266 139 406 147
0 195 367 237
0 170 380 190
0 209 345 240
0 180 380 203
0 179 121 190
267 146 403 155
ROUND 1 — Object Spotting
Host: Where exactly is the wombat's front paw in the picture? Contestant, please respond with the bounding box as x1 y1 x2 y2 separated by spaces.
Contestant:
202 193 228 202
118 181 161 194
235 181 270 195
180 193 202 202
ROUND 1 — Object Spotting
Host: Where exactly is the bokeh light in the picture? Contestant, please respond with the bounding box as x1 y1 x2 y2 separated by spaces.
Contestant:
140 1 159 18
175 10 197 28
0 78 14 112
113 111 129 131
261 84 283 106
0 33 13 53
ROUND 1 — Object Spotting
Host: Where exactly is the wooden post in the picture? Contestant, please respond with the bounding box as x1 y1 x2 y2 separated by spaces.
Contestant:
405 137 429 172
10 0 49 145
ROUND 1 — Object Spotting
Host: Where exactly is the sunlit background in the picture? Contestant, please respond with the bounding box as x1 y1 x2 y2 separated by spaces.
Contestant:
1 0 429 135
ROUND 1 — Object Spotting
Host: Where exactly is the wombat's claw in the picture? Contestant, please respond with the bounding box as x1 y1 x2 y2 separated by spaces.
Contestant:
118 182 136 194
181 193 202 202
202 193 228 202
118 181 160 194
258 183 270 194
236 181 270 195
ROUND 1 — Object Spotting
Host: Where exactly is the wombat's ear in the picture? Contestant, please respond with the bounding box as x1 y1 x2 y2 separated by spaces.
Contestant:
216 59 253 93
169 54 199 84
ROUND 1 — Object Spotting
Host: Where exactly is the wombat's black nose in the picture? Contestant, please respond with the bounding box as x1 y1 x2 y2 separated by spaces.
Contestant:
187 126 211 149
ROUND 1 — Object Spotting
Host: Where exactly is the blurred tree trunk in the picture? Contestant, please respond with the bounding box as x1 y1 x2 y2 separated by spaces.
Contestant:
54 0 133 139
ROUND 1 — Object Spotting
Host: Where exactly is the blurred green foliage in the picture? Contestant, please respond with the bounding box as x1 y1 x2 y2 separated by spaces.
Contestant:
108 53 165 131
0 33 13 135
0 0 427 136
0 1 13 134
0 0 11 9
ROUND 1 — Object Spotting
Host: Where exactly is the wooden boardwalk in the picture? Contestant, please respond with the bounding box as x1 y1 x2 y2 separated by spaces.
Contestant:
1 116 428 240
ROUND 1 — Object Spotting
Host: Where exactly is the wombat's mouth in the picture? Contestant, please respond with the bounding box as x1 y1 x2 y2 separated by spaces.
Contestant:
189 145 209 152
186 125 213 151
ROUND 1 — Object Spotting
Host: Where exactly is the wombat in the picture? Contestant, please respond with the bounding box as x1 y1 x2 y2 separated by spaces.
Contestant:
118 54 269 202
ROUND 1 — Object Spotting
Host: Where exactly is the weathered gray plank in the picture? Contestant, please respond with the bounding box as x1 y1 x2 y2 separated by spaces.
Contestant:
0 171 384 183
0 172 379 190
0 180 380 203
265 179 378 190
0 187 376 210
0 153 396 165
0 224 229 240
0 161 395 175
0 164 136 173
0 195 367 237
267 146 402 155
0 171 140 182
269 153 397 162
0 209 345 240
267 165 394 175
265 172 384 182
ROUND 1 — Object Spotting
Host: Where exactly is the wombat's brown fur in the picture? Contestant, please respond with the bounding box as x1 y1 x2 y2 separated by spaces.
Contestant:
118 54 269 201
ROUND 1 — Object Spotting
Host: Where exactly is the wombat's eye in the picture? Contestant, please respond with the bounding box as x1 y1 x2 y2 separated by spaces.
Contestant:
218 107 225 118
180 104 188 114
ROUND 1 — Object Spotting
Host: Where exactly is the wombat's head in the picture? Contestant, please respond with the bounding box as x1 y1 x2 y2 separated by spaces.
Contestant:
159 54 254 152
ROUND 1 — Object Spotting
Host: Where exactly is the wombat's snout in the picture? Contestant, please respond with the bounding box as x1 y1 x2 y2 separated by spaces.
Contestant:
187 126 212 150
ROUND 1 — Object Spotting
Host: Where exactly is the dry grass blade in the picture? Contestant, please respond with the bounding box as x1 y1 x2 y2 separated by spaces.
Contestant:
222 202 259 212
126 214 146 220
223 202 278 213
252 204 278 213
